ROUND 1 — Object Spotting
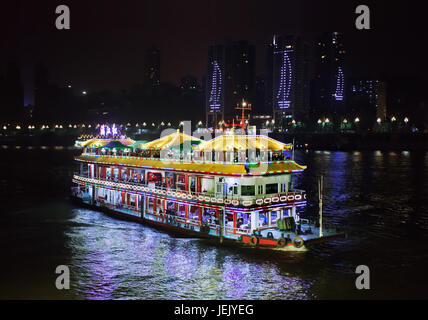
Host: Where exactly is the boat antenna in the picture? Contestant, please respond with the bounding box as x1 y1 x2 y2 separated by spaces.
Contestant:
318 175 324 237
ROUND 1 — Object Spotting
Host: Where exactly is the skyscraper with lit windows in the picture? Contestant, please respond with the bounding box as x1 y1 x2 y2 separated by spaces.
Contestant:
266 35 310 126
311 32 346 119
206 41 256 127
206 44 226 127
349 79 387 128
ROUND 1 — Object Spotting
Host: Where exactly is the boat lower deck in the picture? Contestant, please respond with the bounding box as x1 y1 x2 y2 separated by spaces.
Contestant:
71 194 346 251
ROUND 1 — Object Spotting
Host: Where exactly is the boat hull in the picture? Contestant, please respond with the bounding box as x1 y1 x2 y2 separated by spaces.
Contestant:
70 195 346 252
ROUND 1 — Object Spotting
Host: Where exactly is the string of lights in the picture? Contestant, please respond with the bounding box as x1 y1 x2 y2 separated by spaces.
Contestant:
276 50 293 109
335 67 344 101
209 61 222 110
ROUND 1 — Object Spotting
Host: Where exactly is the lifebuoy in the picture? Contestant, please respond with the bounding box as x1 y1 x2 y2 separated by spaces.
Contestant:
276 237 286 248
249 235 259 246
292 236 304 248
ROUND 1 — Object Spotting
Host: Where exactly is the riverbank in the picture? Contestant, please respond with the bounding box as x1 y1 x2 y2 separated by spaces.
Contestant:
272 132 428 151
1 132 427 151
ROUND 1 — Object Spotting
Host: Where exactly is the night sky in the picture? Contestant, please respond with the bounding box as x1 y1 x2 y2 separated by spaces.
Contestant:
1 0 427 105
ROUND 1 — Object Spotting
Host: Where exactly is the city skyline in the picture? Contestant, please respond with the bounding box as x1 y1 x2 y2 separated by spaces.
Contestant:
1 31 426 130
1 0 427 106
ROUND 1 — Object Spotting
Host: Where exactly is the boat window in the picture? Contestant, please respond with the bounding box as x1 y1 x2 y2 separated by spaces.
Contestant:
147 172 162 183
202 208 217 224
270 211 279 225
241 185 255 196
266 183 278 194
257 185 263 194
113 168 119 180
120 169 127 181
147 197 155 213
189 206 199 221
237 212 250 231
225 212 234 229
178 204 186 218
166 201 176 215
130 194 135 206
156 198 163 212
176 174 186 191
259 213 268 227
190 177 196 192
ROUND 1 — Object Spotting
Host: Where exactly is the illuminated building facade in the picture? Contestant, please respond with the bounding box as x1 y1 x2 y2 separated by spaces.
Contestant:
206 45 226 127
266 35 310 126
311 32 346 119
206 41 256 127
349 80 387 127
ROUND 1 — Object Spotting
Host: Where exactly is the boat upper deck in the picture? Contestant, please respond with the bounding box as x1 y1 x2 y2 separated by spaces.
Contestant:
76 131 306 176
75 153 306 176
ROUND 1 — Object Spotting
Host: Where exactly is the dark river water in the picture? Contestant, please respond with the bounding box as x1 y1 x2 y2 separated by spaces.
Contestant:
0 146 427 299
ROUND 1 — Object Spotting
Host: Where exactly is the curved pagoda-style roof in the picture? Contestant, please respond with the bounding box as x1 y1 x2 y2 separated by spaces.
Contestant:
120 138 137 146
81 138 135 148
75 154 306 176
82 139 110 148
129 140 148 148
141 131 204 150
195 135 292 152
100 141 133 149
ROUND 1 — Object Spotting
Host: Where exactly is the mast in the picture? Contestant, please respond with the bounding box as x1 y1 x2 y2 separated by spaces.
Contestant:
235 99 251 133
318 175 323 237
292 137 295 160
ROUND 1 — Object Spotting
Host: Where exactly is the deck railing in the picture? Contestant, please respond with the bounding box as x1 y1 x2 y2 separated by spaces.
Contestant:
72 173 306 207
81 151 292 166
143 211 248 237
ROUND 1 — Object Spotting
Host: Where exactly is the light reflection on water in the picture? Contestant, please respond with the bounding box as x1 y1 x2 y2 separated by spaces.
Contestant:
66 209 314 300
1 148 427 299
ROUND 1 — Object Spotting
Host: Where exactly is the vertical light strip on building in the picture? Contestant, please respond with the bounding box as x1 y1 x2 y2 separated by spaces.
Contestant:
209 61 222 110
335 67 344 101
276 50 292 109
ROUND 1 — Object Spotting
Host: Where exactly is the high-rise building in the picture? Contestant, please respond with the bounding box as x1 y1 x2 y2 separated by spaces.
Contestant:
266 35 310 125
254 76 267 115
206 41 256 127
311 32 346 119
225 41 256 124
206 44 226 127
144 47 160 86
349 80 387 127
180 75 200 91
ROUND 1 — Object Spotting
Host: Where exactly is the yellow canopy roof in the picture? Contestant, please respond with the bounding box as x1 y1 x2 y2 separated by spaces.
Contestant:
81 138 135 148
141 131 203 150
75 155 306 176
81 139 110 148
119 138 136 146
195 135 292 152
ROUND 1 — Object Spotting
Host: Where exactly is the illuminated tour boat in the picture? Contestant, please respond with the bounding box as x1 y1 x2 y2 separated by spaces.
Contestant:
71 125 345 251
